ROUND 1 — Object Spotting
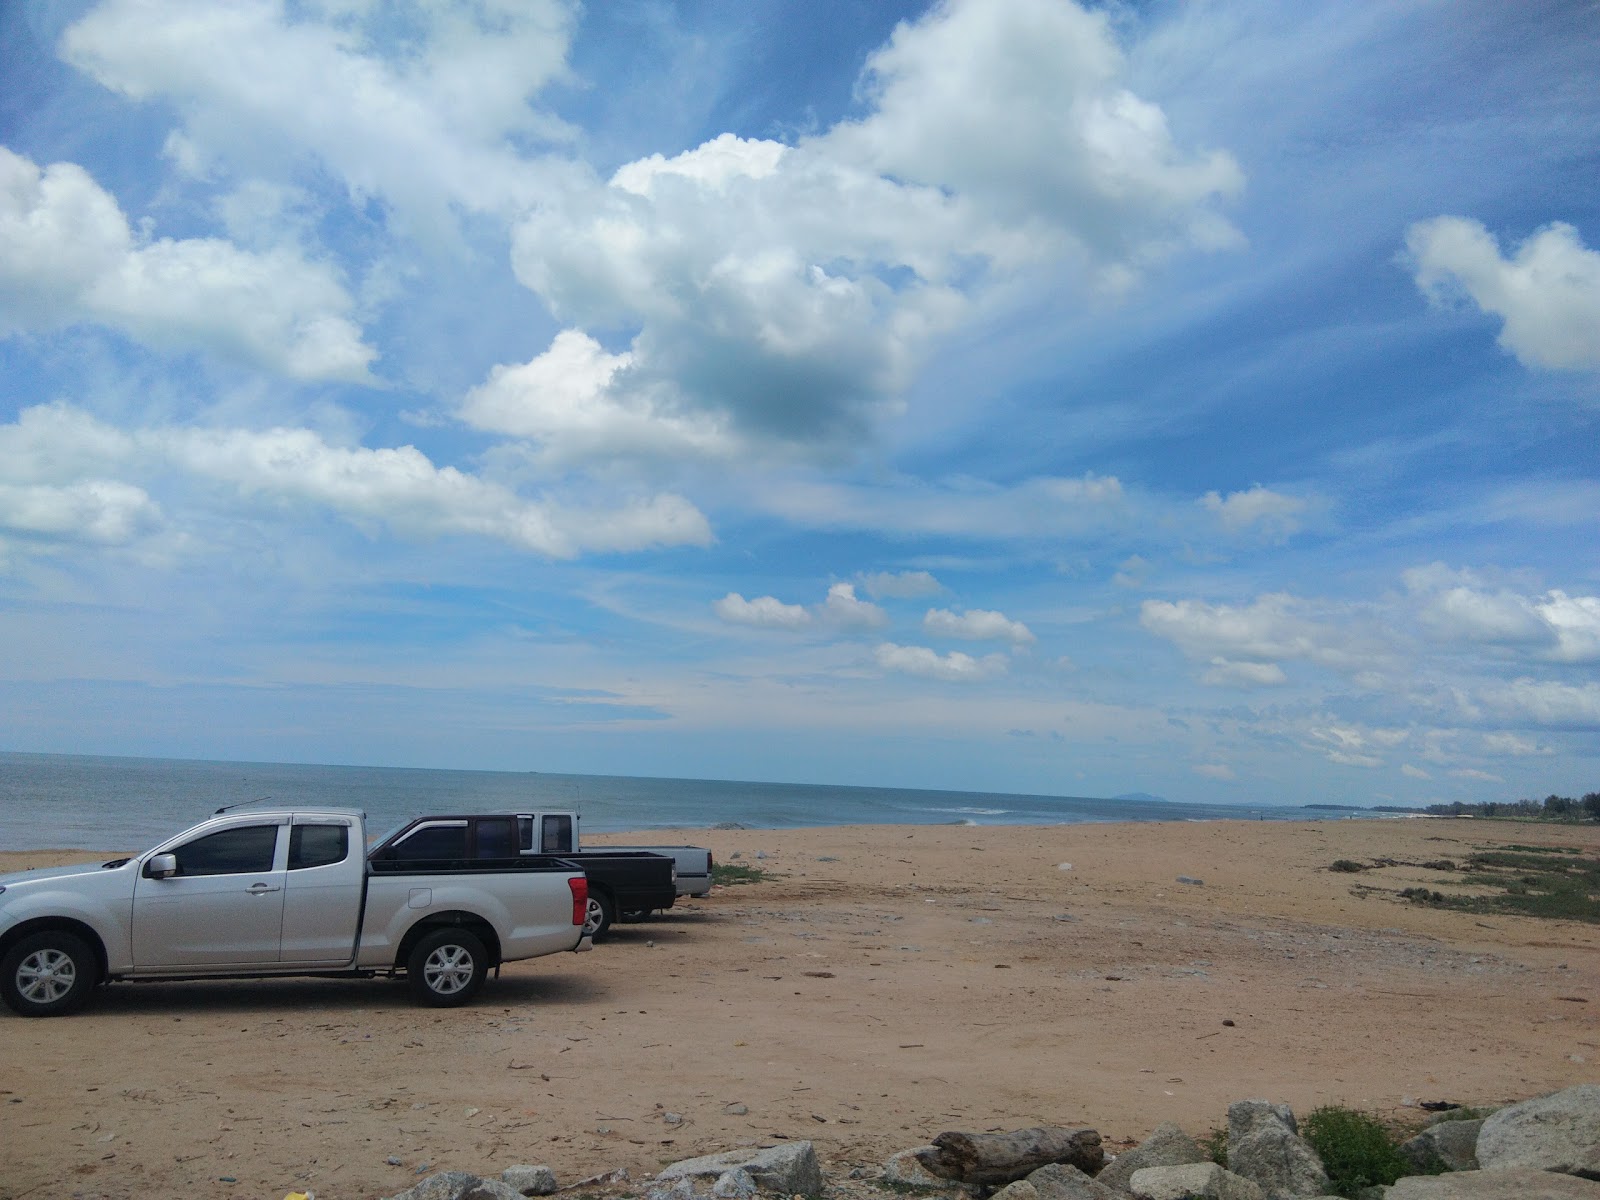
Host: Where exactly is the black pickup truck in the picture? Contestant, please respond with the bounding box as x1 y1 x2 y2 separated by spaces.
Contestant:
368 813 676 942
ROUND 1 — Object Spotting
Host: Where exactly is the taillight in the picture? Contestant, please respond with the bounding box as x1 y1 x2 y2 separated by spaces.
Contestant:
569 876 588 927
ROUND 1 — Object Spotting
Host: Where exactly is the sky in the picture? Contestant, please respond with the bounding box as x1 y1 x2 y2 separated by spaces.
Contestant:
1 0 1597 808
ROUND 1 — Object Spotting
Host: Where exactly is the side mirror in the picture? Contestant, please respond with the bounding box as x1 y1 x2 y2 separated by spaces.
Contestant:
145 853 178 880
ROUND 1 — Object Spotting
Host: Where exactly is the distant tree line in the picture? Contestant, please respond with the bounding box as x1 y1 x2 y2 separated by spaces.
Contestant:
1426 793 1600 821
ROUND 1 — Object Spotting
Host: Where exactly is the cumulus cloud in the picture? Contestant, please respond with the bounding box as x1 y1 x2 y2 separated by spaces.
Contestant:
1140 592 1364 685
504 0 1241 462
874 641 1007 682
0 404 709 558
1407 216 1600 371
0 481 161 545
713 593 812 630
924 606 1035 644
1405 564 1600 663
1200 486 1307 538
1474 679 1600 729
860 569 942 599
0 147 373 380
822 583 889 629
60 0 573 237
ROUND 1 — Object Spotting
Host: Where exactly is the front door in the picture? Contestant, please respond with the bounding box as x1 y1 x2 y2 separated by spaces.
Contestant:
131 821 287 968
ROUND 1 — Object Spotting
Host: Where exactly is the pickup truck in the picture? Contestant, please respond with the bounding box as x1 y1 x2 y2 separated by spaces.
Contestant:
508 812 714 901
368 813 678 942
0 807 592 1018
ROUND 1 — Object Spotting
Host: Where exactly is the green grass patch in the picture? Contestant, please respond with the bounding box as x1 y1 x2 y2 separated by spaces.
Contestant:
1398 845 1600 923
711 861 773 886
1302 1105 1413 1197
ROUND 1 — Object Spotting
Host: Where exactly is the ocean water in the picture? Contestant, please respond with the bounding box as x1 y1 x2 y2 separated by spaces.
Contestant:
0 750 1331 852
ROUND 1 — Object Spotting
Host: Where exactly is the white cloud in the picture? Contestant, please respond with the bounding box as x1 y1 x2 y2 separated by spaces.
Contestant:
1401 764 1431 780
859 569 942 599
60 0 574 238
713 593 813 630
1407 216 1600 371
0 403 710 559
1405 565 1600 663
924 606 1035 644
461 330 734 467
1140 592 1365 684
0 481 161 545
1193 763 1235 781
1450 767 1504 784
874 642 1007 682
1200 486 1307 538
1474 679 1600 729
1480 732 1543 757
822 582 889 629
0 147 373 380
507 0 1241 460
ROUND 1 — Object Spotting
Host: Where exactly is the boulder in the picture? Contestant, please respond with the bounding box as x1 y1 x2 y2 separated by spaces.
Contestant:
712 1168 758 1199
1017 1163 1121 1200
1230 1100 1300 1146
1476 1084 1600 1179
1400 1119 1484 1174
386 1171 486 1200
462 1182 522 1200
500 1165 558 1196
883 1148 951 1188
1129 1162 1265 1200
930 1126 1104 1185
1228 1121 1330 1199
1098 1122 1209 1193
656 1142 824 1197
1387 1167 1600 1198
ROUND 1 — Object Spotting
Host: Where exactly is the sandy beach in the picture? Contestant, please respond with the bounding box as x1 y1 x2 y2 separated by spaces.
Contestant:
2 816 1597 1200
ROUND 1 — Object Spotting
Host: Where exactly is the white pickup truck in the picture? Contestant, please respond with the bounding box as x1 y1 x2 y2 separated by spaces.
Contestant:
0 806 592 1017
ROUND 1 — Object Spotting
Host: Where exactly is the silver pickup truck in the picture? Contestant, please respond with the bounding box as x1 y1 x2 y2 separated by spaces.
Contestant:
0 807 592 1017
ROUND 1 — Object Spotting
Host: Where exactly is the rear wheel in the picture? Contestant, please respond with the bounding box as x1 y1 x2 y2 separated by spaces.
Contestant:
407 928 488 1007
1 931 100 1017
582 891 615 942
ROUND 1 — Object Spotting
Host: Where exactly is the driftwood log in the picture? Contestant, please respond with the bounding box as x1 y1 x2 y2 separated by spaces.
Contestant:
929 1126 1104 1185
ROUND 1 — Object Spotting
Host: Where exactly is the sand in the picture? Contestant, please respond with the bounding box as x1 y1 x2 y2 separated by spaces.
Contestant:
1 816 1597 1199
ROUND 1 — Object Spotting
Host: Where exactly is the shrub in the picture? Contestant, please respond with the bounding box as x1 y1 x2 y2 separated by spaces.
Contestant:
711 862 771 886
1329 859 1366 873
1302 1105 1410 1197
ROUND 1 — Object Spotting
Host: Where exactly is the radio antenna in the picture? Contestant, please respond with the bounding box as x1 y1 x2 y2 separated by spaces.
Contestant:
214 796 270 815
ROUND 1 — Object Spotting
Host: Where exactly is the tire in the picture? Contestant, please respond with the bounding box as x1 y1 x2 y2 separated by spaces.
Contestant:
620 908 652 923
1 931 100 1017
582 891 615 942
406 928 488 1007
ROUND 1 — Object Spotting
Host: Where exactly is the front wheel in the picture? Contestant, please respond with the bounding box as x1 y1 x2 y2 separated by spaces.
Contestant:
582 891 615 942
407 928 488 1007
1 931 100 1017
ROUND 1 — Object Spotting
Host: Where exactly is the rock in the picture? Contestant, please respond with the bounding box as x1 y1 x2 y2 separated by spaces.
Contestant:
646 1179 706 1200
884 1148 950 1188
657 1142 823 1196
990 1181 1040 1200
1129 1161 1265 1199
462 1182 522 1200
1228 1120 1330 1199
1229 1100 1299 1146
1026 1162 1122 1199
930 1126 1105 1185
500 1165 558 1196
385 1172 486 1200
1400 1119 1484 1173
724 1103 750 1116
1098 1121 1208 1193
1387 1167 1600 1198
1476 1084 1600 1179
712 1168 758 1199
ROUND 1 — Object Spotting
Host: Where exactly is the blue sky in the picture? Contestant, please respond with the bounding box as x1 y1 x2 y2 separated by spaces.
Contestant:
1 0 1597 807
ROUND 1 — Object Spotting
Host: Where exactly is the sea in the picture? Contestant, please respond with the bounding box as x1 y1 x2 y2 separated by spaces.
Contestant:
0 750 1354 852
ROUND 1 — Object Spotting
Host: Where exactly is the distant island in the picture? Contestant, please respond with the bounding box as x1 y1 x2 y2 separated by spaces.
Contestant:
1114 792 1170 804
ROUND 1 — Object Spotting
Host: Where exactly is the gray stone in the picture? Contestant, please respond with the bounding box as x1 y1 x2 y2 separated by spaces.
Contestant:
884 1148 951 1188
1229 1100 1299 1147
1387 1167 1600 1198
500 1165 559 1196
1026 1162 1121 1200
657 1142 823 1196
386 1172 484 1200
1228 1121 1330 1199
1098 1122 1209 1193
1477 1084 1600 1179
712 1168 758 1199
462 1181 523 1200
1400 1119 1483 1173
930 1125 1104 1184
646 1179 706 1200
1130 1162 1265 1200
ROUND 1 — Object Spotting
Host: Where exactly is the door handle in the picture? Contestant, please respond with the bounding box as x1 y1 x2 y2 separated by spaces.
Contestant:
247 883 282 894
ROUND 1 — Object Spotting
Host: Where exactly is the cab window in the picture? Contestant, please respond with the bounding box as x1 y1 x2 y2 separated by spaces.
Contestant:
387 822 468 860
540 814 573 853
172 825 279 876
474 817 516 859
289 824 348 870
